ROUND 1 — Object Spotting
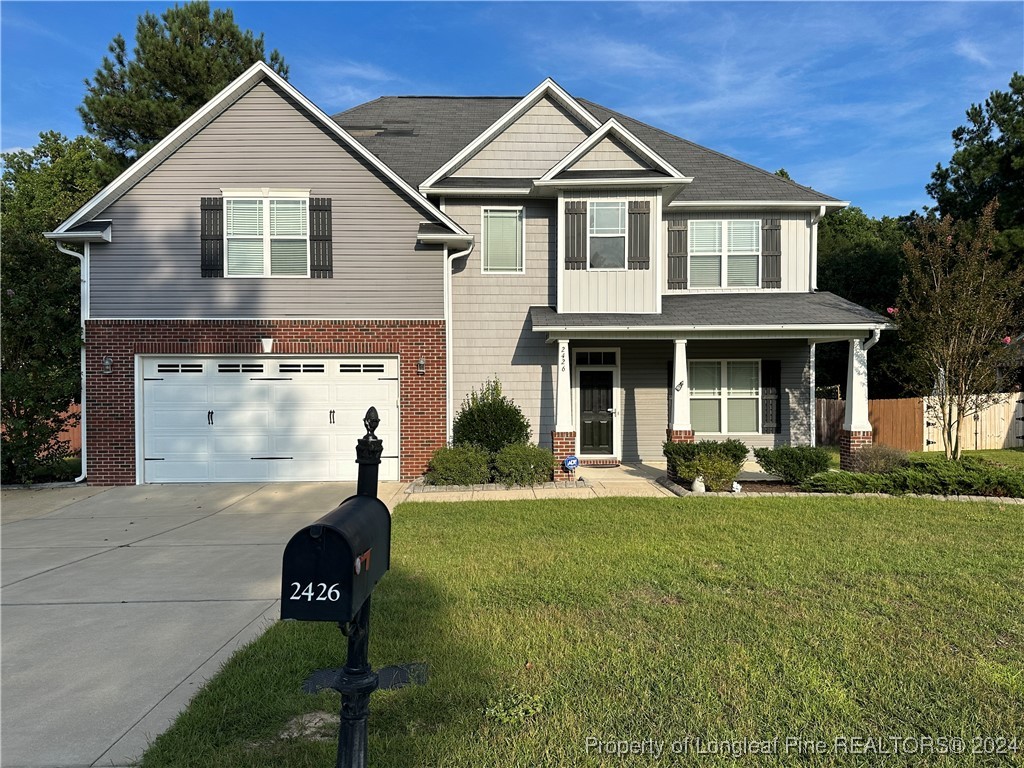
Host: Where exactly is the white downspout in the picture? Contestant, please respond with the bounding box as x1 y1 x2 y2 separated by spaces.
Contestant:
862 328 882 351
439 197 475 441
54 241 88 483
809 204 825 291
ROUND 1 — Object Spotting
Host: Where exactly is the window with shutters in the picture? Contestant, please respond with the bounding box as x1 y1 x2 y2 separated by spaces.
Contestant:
482 207 524 273
588 201 627 269
224 191 309 277
688 220 760 288
689 359 761 433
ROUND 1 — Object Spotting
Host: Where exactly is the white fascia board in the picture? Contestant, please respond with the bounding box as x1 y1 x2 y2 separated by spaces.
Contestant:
669 200 850 210
44 221 112 242
420 186 534 196
540 119 686 181
419 77 603 189
534 322 888 334
417 233 475 244
534 178 692 189
53 62 468 239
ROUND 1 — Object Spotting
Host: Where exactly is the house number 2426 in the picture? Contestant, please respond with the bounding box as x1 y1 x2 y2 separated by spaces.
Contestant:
289 582 341 601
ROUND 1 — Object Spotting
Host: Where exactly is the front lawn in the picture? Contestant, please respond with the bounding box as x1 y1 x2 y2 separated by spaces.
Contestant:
142 497 1023 767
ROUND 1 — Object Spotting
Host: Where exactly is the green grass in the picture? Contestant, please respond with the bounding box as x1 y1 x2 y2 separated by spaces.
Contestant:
141 497 1024 767
912 448 1024 470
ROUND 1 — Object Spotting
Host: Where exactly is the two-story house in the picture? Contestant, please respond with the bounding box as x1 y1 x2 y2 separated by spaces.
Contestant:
48 63 886 485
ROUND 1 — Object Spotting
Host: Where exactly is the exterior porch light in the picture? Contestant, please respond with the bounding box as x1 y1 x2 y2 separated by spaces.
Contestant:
101 355 113 374
417 357 426 375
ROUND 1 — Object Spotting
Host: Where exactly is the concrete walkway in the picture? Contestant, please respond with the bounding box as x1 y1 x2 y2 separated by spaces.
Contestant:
0 481 405 768
0 471 669 768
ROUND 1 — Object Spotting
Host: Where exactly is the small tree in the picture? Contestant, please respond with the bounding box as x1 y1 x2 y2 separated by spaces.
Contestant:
452 378 531 454
894 201 1024 460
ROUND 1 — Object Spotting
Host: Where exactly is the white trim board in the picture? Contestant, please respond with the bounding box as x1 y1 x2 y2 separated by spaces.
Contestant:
540 119 689 182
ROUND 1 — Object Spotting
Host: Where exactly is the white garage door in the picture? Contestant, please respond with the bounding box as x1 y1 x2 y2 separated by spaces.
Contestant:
140 357 399 483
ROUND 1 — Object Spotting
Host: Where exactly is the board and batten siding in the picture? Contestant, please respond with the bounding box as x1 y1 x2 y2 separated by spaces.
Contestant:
609 339 812 462
446 199 558 446
568 136 650 172
662 210 812 293
451 97 590 179
88 80 443 319
562 190 659 314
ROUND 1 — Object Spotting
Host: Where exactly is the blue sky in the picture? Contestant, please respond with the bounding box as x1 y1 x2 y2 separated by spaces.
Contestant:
2 1 1021 218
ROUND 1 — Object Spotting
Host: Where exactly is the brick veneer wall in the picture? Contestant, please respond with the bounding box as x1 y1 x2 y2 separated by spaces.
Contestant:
839 429 873 470
551 430 577 480
84 319 446 485
666 429 695 444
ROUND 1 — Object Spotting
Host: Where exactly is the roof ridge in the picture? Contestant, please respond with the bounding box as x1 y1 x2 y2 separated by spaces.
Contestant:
577 98 837 201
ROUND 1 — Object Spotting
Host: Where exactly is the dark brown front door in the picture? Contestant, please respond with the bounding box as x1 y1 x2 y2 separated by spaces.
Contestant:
580 370 613 454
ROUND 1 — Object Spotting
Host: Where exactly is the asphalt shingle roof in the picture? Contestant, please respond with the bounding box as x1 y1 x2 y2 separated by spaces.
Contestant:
333 93 839 204
530 292 887 330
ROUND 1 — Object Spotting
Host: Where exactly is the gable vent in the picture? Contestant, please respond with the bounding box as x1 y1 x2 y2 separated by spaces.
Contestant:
279 363 326 374
156 363 204 374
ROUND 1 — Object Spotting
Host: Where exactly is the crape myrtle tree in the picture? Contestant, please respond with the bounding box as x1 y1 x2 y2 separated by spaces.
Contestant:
894 201 1024 461
79 0 288 180
1 133 105 482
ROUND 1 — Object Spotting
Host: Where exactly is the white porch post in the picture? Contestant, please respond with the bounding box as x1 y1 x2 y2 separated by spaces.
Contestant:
670 339 691 431
555 339 573 432
843 337 872 432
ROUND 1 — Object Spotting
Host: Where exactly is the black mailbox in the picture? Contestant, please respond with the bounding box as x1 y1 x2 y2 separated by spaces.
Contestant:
281 495 390 623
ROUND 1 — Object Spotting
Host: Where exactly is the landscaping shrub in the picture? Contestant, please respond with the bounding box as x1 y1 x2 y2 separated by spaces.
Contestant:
425 445 490 486
664 438 746 488
846 444 910 474
452 378 531 455
753 446 832 484
492 443 557 487
800 458 1024 498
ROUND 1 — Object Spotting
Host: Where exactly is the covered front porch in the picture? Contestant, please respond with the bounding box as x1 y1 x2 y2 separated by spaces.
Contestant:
530 293 889 474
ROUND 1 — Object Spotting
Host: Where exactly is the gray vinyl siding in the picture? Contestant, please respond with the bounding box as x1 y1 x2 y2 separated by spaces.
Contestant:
661 210 812 294
562 190 659 313
89 80 443 319
452 97 590 179
569 136 650 172
447 198 558 446
600 338 812 462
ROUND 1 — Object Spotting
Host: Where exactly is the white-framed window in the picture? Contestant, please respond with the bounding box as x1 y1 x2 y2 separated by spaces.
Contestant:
482 207 524 273
588 200 627 270
688 220 760 288
689 359 761 433
224 191 309 277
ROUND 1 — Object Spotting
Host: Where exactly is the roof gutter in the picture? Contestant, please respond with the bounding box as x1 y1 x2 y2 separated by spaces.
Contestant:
862 327 882 351
51 240 88 484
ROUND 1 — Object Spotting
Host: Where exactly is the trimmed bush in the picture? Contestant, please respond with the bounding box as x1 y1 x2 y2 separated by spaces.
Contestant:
493 444 557 487
425 445 490 486
664 439 746 488
452 378 531 455
753 446 832 484
846 444 910 474
800 458 1024 498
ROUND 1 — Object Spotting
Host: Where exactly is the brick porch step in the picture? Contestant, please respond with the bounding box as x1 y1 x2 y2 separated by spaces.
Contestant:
579 458 621 467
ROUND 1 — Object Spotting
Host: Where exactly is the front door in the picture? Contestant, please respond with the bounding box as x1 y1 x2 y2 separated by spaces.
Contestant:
579 370 613 454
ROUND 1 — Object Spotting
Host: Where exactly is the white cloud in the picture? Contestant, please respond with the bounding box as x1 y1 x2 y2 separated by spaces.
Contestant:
296 58 407 112
953 39 993 67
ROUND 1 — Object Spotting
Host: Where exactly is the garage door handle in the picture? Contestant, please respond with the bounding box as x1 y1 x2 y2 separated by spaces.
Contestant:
208 410 214 425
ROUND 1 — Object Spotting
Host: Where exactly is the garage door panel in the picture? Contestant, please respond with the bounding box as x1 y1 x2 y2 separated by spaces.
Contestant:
142 356 401 483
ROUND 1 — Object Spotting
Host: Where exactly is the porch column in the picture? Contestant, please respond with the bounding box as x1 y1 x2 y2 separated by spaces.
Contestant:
841 336 873 467
667 338 694 444
552 338 577 479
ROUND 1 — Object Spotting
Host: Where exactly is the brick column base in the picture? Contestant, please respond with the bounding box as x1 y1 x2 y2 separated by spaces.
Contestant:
666 429 695 444
551 431 577 480
839 429 873 470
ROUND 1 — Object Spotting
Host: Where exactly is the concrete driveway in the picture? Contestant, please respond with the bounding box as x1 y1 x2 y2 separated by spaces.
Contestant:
1 481 406 768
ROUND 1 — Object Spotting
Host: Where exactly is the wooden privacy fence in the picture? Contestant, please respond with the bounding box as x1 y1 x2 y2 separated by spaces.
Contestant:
816 394 1024 451
58 404 83 454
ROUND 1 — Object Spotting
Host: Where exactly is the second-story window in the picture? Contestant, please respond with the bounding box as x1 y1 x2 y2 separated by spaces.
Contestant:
689 220 760 288
225 195 309 277
588 201 626 269
482 208 524 273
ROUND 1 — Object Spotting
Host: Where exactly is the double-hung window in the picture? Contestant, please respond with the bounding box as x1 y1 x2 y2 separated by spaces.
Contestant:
588 201 626 269
688 220 760 287
482 207 524 273
689 360 761 433
225 192 309 277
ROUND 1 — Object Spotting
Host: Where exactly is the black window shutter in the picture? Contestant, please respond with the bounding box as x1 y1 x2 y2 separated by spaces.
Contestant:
564 201 586 270
667 216 687 289
761 218 781 289
309 197 333 279
761 359 782 434
627 200 650 270
200 197 223 278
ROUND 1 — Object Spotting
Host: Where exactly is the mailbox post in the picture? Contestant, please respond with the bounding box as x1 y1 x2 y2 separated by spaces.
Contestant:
281 408 391 768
